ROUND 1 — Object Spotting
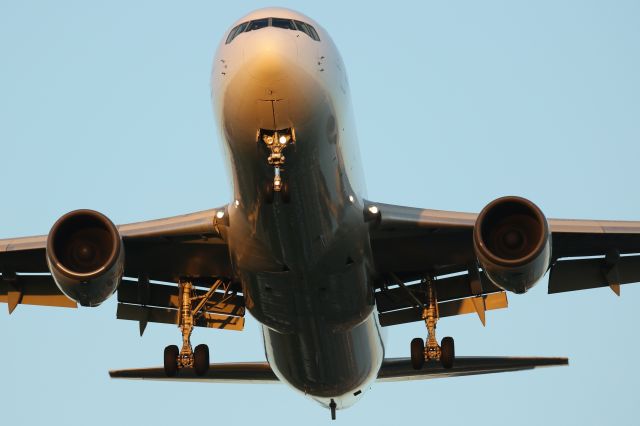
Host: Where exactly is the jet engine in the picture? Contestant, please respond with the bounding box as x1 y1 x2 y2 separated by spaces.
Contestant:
46 209 124 306
473 196 551 294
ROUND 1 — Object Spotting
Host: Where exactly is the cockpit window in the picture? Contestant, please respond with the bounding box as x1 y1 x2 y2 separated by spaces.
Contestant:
294 20 320 42
271 18 296 30
225 22 248 44
225 17 321 44
306 25 321 41
247 18 269 32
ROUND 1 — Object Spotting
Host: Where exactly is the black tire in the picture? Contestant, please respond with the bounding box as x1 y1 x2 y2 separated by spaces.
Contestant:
164 345 179 377
281 180 290 204
410 337 425 370
194 344 210 377
441 336 455 369
264 181 274 204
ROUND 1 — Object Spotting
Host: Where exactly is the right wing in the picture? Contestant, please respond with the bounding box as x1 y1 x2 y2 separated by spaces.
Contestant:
0 207 233 280
0 207 244 333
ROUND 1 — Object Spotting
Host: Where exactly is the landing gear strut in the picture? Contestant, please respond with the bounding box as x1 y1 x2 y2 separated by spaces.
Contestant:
163 279 226 377
260 129 294 204
409 277 455 370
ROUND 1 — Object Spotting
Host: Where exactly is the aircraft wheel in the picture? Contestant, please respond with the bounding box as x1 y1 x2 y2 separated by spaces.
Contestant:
194 344 210 377
164 345 179 377
281 180 290 203
441 337 455 369
410 337 425 370
264 181 274 204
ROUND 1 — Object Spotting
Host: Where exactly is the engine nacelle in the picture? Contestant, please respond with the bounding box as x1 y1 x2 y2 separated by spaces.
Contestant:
473 196 551 294
46 210 124 306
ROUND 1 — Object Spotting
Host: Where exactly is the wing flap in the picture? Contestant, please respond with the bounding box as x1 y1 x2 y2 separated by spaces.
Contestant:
0 274 76 311
375 272 503 312
116 303 244 331
377 356 568 382
117 280 244 316
548 254 640 294
439 291 508 317
379 292 507 327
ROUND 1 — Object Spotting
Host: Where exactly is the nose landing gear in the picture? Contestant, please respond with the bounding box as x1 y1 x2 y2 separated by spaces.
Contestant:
409 277 455 370
260 128 294 204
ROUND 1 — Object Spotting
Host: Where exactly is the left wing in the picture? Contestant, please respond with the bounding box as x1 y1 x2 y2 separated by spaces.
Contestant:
368 200 640 327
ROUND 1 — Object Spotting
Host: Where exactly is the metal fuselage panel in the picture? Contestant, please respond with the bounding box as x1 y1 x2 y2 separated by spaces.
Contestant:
211 8 383 409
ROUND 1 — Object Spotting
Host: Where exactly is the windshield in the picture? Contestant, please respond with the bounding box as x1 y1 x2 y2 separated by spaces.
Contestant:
225 17 321 44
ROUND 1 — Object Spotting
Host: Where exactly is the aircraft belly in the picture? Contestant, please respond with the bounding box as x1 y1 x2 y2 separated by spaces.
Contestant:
219 40 379 408
263 312 384 409
223 58 373 329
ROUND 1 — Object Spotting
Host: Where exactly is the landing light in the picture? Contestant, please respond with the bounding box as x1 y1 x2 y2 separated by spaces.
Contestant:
349 195 354 203
279 135 287 145
234 200 240 207
216 211 225 219
368 206 379 215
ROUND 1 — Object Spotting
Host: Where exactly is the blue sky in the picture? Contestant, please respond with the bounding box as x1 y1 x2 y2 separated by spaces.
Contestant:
1 1 640 424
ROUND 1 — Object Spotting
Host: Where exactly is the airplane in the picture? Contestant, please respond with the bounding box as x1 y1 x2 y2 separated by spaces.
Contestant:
1 7 639 420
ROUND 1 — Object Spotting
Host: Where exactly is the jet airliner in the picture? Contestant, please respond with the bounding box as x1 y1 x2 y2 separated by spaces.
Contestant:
2 7 640 419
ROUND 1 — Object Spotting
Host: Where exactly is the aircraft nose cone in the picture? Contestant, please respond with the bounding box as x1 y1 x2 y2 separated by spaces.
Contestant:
243 29 298 83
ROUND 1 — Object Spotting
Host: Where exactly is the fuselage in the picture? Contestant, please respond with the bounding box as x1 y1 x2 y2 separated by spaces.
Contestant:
210 8 384 409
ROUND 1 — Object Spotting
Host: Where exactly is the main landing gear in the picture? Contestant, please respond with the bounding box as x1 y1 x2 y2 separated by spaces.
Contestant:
410 277 455 370
163 279 221 377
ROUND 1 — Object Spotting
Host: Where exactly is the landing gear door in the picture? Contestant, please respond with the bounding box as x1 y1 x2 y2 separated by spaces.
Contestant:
256 99 276 130
256 99 293 130
273 99 293 130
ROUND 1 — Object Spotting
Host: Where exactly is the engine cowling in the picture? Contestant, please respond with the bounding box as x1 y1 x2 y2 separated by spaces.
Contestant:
46 209 124 307
473 196 551 294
